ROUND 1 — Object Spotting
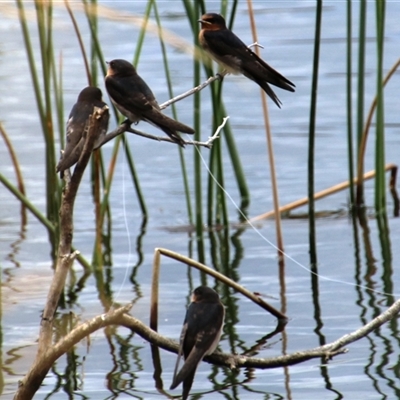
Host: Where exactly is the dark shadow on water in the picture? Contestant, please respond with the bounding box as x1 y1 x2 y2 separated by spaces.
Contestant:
104 329 143 399
129 217 148 286
46 314 88 399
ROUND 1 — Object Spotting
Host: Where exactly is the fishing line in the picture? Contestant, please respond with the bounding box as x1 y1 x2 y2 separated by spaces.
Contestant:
90 142 131 342
112 140 132 306
191 133 397 299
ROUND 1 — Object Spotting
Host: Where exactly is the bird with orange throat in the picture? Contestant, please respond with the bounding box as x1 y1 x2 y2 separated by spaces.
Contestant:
199 13 295 108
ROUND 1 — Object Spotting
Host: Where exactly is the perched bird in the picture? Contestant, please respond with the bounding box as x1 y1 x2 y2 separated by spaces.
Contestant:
56 86 109 177
198 13 295 108
105 59 194 147
170 286 225 400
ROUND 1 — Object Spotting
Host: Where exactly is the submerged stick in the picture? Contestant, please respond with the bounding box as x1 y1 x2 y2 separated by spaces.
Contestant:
250 164 398 222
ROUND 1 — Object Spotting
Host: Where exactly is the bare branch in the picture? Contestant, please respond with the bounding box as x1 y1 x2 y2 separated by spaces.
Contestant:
248 41 264 50
95 120 128 147
159 74 225 110
97 114 227 149
207 116 229 145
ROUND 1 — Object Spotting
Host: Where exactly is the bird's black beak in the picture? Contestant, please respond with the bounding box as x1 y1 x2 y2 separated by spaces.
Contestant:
198 18 211 25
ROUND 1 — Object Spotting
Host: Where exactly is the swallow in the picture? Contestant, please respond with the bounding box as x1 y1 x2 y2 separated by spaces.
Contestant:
105 59 194 147
170 286 225 400
198 13 295 108
56 86 109 177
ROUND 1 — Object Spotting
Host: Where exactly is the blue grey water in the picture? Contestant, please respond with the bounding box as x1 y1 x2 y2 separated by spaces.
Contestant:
1 1 400 399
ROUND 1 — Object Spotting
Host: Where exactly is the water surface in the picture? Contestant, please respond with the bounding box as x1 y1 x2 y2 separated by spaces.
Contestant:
1 1 400 399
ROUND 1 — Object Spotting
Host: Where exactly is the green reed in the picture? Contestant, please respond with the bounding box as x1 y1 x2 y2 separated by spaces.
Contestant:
308 0 323 266
152 1 193 224
355 1 367 206
180 1 206 261
16 0 61 255
81 0 150 264
374 0 386 213
182 0 249 262
346 0 355 207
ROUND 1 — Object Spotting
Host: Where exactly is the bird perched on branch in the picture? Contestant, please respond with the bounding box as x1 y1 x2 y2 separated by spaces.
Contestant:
198 13 295 108
170 286 225 400
105 59 194 147
56 86 109 177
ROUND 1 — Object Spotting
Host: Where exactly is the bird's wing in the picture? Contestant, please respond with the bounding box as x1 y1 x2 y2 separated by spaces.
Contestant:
171 320 188 386
203 29 295 91
170 302 224 390
202 28 249 72
105 75 156 113
65 103 91 149
57 102 91 172
240 49 296 91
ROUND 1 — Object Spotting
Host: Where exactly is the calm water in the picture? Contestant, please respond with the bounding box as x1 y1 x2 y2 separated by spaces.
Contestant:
1 1 400 399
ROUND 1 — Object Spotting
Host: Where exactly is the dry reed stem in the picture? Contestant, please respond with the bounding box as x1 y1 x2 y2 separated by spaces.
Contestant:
250 164 398 222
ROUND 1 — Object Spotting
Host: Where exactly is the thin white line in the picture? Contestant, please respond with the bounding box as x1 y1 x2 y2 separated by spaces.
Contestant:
113 142 132 305
189 131 398 298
